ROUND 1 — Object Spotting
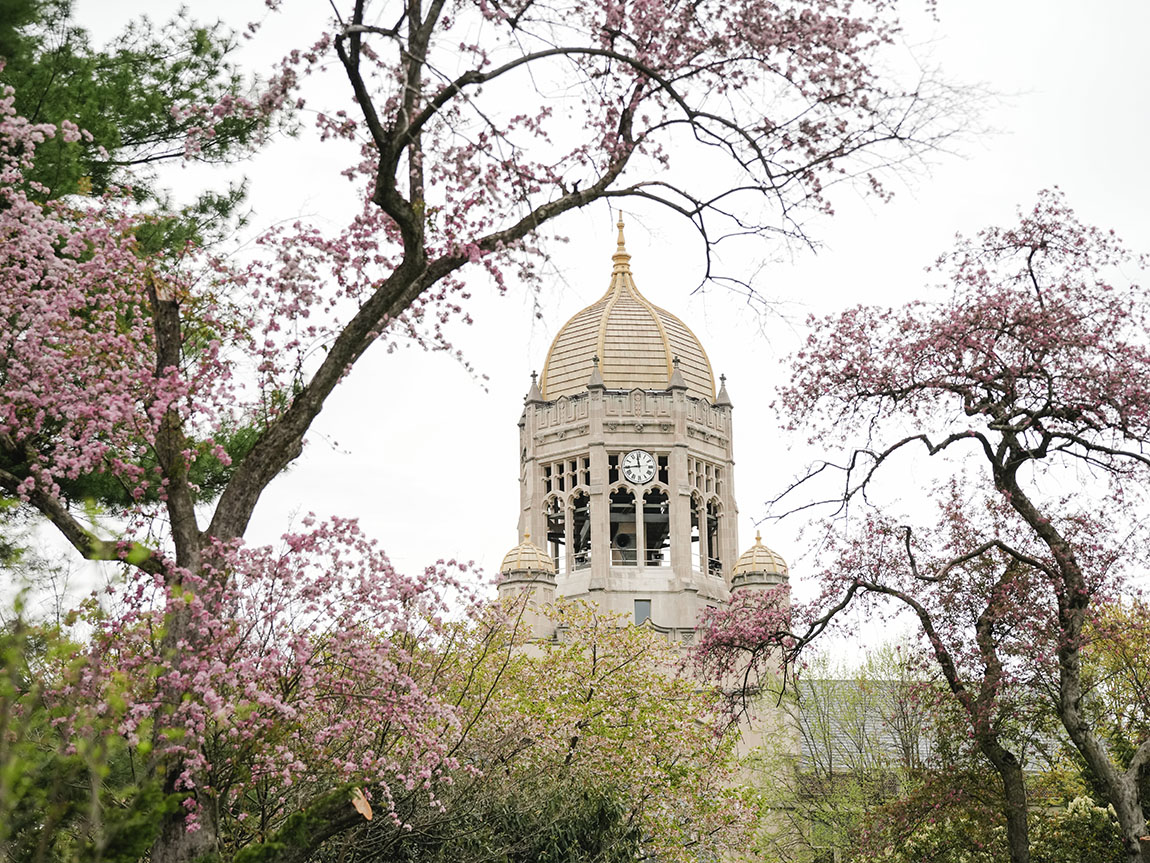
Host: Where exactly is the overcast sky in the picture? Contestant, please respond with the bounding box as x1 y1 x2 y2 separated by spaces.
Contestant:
74 0 1150 621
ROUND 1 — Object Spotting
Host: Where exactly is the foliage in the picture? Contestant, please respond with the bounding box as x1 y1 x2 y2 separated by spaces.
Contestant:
0 8 273 535
1080 602 1150 778
1029 797 1126 863
0 609 174 863
0 0 965 858
748 647 934 863
0 0 276 208
52 423 261 511
292 600 751 863
859 794 1126 863
505 602 750 861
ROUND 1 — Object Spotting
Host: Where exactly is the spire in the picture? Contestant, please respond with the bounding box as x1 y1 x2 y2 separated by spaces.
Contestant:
715 373 732 407
526 370 544 403
612 214 632 274
588 354 605 390
668 354 687 391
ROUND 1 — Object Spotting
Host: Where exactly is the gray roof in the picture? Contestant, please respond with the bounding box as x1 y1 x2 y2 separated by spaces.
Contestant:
791 678 933 773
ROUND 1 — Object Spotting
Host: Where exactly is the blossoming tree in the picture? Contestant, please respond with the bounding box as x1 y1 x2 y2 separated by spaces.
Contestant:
1 0 962 858
701 189 1150 863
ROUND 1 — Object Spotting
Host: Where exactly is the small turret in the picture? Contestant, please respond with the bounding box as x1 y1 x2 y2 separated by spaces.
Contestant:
730 531 789 592
497 533 557 639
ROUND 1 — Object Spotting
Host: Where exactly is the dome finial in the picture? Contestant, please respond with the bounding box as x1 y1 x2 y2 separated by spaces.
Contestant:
612 212 632 272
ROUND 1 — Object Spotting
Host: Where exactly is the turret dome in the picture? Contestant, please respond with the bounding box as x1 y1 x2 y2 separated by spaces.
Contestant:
539 219 716 401
499 533 556 576
731 531 789 588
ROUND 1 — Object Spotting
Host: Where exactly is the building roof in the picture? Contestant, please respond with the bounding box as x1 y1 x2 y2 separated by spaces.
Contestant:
539 219 716 401
793 678 932 772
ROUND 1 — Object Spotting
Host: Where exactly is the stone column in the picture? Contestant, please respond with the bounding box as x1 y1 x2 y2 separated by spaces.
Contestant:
715 378 739 580
587 359 608 589
669 363 691 581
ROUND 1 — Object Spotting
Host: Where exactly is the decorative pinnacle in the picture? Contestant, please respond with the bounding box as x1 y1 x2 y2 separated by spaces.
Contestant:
673 355 681 368
755 530 762 543
612 214 631 271
527 369 544 402
588 353 606 389
524 532 531 541
715 372 732 406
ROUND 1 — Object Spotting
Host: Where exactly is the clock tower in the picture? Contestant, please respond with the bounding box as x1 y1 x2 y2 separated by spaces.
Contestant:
498 218 773 643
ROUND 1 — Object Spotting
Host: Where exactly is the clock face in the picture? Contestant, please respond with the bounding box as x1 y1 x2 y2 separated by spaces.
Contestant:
621 449 657 484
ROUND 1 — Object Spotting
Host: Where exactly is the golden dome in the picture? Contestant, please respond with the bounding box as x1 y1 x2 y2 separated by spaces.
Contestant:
539 220 716 401
499 533 556 576
732 531 789 579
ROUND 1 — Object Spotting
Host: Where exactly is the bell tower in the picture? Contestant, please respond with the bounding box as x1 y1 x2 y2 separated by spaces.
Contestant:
500 220 745 643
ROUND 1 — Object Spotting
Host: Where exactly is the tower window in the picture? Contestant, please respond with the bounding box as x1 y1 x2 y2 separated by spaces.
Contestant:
691 496 703 572
706 500 722 576
546 497 566 574
634 599 651 625
610 488 636 565
657 455 669 485
608 454 619 485
571 490 591 570
643 488 670 566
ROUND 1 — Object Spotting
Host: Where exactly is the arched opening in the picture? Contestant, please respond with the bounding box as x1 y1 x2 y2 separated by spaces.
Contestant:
643 488 670 566
546 496 566 574
571 490 591 570
706 500 722 576
610 488 637 565
691 495 703 573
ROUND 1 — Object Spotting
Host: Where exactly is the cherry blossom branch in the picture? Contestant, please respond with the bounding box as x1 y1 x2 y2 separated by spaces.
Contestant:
0 463 163 575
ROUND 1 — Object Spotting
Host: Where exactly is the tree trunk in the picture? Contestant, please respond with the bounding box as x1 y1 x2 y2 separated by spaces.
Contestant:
153 786 218 863
979 740 1029 863
1000 472 1147 863
1059 689 1147 863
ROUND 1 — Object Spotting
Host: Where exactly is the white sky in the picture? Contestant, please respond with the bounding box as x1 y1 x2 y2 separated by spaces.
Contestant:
71 0 1150 617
